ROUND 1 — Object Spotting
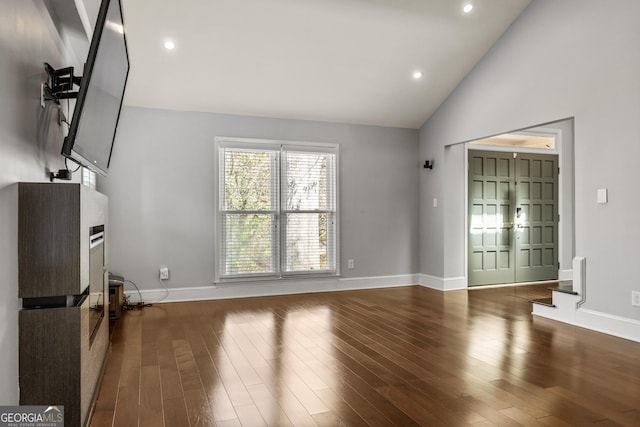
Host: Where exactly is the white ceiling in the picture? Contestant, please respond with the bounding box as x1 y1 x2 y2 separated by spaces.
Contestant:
121 0 531 129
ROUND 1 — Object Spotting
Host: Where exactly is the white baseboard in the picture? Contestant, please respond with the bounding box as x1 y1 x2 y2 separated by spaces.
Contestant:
339 274 419 290
126 274 419 304
533 305 640 343
418 274 466 291
418 273 442 290
443 276 467 290
575 308 640 343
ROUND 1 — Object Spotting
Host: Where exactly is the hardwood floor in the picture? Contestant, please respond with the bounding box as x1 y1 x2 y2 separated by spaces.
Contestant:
90 284 640 426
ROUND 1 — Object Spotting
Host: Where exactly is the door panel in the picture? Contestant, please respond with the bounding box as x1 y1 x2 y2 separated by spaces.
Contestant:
468 150 558 286
468 150 515 285
514 154 558 282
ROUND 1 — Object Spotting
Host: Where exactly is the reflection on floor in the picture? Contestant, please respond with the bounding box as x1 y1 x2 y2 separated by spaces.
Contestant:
91 284 640 426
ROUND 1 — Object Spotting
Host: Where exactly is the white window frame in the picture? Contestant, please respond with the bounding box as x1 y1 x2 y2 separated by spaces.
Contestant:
214 137 339 283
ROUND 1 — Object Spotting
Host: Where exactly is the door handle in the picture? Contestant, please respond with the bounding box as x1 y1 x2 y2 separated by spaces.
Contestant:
515 207 524 229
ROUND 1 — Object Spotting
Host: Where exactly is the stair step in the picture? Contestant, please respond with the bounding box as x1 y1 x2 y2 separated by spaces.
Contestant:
530 297 556 307
548 280 578 295
549 286 578 295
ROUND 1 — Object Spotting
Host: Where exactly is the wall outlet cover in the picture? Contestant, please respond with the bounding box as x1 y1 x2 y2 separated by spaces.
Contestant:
160 267 169 280
632 291 640 307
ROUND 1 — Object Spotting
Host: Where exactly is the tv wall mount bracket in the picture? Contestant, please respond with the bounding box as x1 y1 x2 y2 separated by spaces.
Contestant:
43 63 82 182
42 62 82 105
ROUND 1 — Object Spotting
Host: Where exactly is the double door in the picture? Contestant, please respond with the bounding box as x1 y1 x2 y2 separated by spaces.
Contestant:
468 150 558 286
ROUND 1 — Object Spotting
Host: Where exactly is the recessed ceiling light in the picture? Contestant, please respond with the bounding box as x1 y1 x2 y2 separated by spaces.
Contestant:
463 3 473 14
413 71 423 80
164 40 175 50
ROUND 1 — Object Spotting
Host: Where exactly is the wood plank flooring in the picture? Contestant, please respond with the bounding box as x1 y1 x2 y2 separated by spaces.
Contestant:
90 284 640 426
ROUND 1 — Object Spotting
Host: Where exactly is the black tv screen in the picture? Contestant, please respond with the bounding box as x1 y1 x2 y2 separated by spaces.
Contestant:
62 0 129 176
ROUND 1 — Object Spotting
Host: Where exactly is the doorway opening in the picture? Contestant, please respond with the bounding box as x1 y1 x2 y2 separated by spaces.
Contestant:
461 122 573 288
441 118 574 290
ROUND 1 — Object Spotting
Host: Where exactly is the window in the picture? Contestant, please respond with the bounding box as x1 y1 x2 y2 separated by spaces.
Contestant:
82 167 96 189
216 138 338 280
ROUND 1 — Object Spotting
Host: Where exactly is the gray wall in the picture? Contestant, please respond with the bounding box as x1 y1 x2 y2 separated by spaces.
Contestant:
0 1 80 404
100 107 420 290
420 0 640 320
442 143 465 280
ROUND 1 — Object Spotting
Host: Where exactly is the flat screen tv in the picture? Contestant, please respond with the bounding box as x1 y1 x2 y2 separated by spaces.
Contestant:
62 0 129 176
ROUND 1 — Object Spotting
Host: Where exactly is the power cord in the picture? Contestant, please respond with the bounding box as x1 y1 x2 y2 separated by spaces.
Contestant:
120 277 170 310
155 277 170 303
121 293 149 311
65 157 81 173
122 279 152 310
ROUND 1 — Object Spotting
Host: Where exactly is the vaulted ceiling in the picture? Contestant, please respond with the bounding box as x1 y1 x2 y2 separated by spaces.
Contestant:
121 0 531 129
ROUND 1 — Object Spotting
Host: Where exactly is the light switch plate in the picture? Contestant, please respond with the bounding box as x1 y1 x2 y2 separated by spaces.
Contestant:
597 188 608 204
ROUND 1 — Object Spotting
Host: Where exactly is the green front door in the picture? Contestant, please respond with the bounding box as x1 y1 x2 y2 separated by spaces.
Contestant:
513 153 559 282
468 150 516 285
468 150 558 286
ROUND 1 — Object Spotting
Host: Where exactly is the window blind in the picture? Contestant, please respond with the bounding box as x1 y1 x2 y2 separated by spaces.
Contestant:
282 150 336 274
216 139 337 280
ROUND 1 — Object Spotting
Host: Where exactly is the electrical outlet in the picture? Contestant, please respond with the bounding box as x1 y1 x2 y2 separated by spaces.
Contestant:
347 259 355 269
632 291 640 307
159 267 169 280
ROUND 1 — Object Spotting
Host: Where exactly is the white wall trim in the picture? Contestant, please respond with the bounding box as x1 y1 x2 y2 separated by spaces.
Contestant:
443 276 467 291
418 273 443 290
573 256 586 301
339 274 419 290
126 274 419 304
418 274 466 291
534 306 640 343
575 308 640 343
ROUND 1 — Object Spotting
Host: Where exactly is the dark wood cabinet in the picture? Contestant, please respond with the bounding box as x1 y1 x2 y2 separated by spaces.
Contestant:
18 183 109 427
19 183 106 298
19 297 108 427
